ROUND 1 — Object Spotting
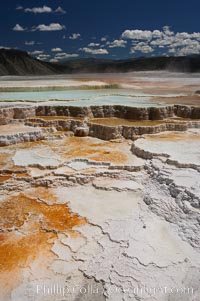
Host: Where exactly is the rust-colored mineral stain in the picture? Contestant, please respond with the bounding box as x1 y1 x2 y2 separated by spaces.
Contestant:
0 193 86 231
0 231 55 272
47 130 71 135
15 172 30 178
0 231 56 299
37 116 85 121
89 117 167 127
168 117 200 121
0 191 86 273
90 117 200 127
53 137 128 164
0 153 12 168
0 174 12 182
91 150 127 163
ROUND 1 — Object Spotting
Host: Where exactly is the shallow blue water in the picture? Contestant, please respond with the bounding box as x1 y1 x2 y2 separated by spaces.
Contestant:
0 89 165 107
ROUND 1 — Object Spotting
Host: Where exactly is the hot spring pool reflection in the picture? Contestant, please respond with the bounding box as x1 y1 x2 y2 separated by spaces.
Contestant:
0 89 167 107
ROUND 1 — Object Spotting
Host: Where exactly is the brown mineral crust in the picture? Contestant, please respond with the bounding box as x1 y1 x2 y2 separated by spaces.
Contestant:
50 137 129 164
0 191 87 276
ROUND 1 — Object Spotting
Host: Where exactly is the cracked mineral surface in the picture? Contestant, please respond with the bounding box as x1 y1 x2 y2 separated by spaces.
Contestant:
0 73 200 301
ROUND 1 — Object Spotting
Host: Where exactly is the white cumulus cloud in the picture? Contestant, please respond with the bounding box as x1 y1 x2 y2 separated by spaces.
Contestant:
108 39 127 48
79 47 108 55
37 54 50 60
51 48 63 52
69 33 81 40
122 30 153 40
55 6 66 14
17 5 66 14
24 6 52 14
16 5 23 10
121 26 200 56
131 42 154 54
33 23 65 32
101 36 108 42
13 24 26 31
88 43 100 47
30 50 44 55
163 26 174 36
54 52 79 59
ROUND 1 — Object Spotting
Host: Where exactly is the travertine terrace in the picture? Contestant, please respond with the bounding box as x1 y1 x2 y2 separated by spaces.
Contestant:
0 73 200 301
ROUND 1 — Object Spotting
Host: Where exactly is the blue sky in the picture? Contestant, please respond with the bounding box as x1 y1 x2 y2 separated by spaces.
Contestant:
1 0 200 61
